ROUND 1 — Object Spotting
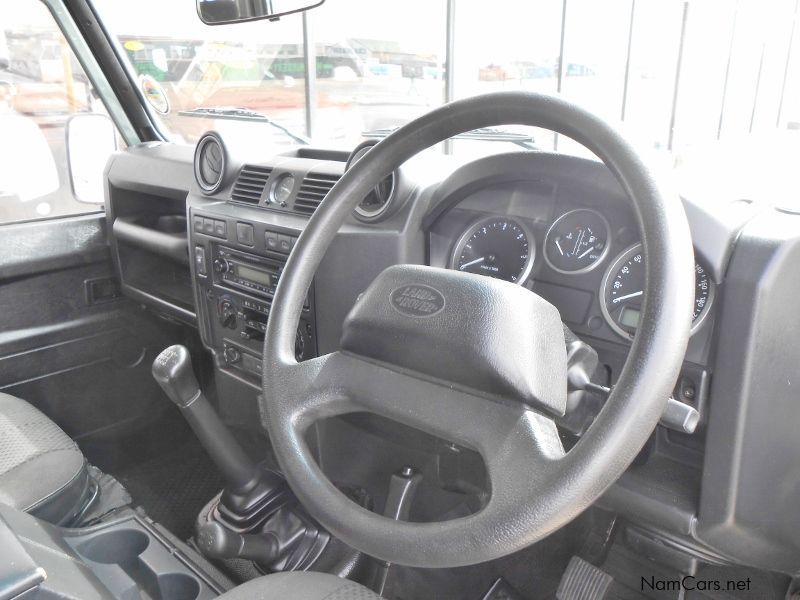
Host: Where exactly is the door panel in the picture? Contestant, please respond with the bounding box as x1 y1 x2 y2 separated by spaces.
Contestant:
0 214 191 442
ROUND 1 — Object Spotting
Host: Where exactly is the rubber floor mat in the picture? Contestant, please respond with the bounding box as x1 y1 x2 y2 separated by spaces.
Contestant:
114 439 225 541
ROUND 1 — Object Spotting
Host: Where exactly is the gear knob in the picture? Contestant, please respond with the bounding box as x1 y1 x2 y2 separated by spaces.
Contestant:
152 345 201 408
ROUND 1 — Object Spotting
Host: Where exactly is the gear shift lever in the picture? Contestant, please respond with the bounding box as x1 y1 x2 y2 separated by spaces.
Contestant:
152 345 291 521
152 345 260 494
152 345 330 570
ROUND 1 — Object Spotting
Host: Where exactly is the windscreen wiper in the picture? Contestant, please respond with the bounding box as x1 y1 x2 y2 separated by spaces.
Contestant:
179 107 309 145
363 126 538 150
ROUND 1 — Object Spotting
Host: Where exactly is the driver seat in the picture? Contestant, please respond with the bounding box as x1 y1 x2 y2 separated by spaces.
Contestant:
217 572 382 600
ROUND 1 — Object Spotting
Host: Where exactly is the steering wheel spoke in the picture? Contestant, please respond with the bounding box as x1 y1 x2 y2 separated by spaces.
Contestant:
279 351 565 489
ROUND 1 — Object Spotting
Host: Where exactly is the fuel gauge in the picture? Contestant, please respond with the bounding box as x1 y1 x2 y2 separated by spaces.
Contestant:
544 209 611 274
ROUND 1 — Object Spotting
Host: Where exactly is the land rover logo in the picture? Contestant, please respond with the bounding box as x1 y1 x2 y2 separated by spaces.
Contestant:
390 284 445 318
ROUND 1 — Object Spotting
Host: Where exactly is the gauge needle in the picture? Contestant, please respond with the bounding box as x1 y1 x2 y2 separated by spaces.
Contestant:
612 290 643 303
555 239 564 256
578 246 594 259
460 256 485 270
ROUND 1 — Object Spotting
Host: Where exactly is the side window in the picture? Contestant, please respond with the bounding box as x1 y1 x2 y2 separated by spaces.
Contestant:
0 0 119 224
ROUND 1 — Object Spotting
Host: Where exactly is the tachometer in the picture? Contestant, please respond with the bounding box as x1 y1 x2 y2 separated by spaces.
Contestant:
600 244 714 340
451 217 534 284
544 209 611 274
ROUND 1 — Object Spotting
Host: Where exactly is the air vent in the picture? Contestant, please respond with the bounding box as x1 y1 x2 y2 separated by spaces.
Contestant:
346 140 398 222
194 132 226 194
231 165 272 204
293 172 341 215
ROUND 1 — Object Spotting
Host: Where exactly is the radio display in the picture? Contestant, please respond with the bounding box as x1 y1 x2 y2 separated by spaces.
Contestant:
236 264 272 286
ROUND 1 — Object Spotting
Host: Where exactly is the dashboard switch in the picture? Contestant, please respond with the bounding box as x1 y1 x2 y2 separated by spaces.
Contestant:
219 300 237 329
265 231 279 251
277 234 292 253
236 222 254 246
194 245 207 276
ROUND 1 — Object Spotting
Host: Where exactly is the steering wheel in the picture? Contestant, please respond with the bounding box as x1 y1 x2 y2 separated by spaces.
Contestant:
261 91 695 568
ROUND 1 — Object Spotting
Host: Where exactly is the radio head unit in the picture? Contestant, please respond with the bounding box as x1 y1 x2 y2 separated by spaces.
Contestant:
213 246 281 297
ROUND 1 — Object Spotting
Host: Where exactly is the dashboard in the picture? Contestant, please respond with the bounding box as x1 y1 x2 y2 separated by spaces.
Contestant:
102 134 800 575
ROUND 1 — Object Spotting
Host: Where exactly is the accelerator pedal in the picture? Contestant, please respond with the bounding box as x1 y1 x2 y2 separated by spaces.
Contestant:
481 578 525 600
556 556 614 600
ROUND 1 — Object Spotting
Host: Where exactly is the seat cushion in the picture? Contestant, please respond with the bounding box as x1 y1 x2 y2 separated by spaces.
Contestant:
217 572 383 600
0 392 90 524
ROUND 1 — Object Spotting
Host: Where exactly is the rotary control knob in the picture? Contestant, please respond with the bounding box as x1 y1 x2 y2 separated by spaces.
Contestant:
223 346 241 364
213 258 231 274
219 300 237 329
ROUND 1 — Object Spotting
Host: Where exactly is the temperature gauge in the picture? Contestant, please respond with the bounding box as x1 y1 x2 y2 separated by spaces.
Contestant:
544 209 611 274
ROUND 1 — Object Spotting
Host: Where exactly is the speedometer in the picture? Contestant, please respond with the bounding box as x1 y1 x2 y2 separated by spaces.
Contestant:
450 217 534 285
600 244 714 340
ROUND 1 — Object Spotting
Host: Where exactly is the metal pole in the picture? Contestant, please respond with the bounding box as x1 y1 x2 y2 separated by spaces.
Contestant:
444 0 456 154
59 37 77 112
302 11 317 139
776 0 799 127
717 0 739 139
668 1 690 152
749 42 766 133
554 0 568 151
621 0 636 121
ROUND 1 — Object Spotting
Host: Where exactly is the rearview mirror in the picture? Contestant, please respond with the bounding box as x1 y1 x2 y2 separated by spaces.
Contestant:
66 114 118 204
197 0 325 25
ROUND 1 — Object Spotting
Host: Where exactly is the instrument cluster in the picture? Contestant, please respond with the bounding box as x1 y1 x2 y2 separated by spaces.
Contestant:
446 208 715 342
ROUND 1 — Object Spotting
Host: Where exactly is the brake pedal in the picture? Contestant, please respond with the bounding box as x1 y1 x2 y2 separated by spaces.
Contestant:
556 556 614 600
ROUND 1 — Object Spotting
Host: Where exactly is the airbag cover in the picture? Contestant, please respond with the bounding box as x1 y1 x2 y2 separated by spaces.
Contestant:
340 265 567 415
